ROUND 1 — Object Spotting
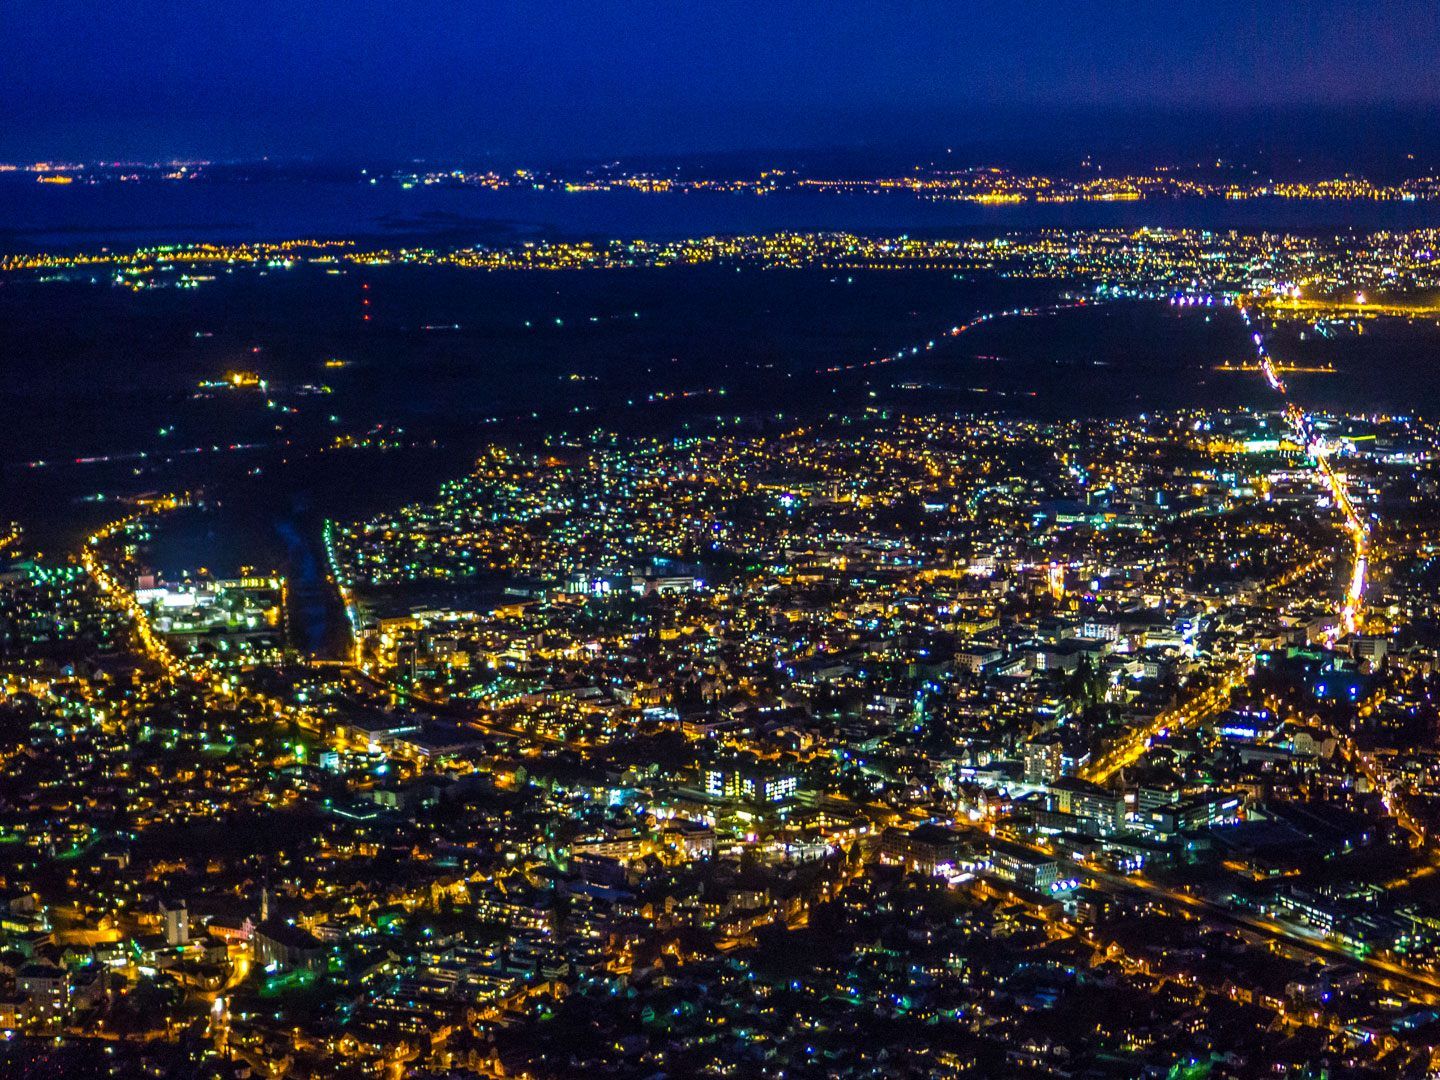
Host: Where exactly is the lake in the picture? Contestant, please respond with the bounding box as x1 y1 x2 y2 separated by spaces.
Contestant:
8 176 1440 251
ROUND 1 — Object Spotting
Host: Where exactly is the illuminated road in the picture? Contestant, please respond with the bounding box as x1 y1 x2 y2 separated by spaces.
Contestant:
1180 302 1435 856
1236 303 1370 636
1090 297 1374 787
1080 669 1245 783
337 663 565 746
1078 542 1333 784
989 826 1440 1001
1073 297 1375 783
812 299 1092 377
81 502 331 739
1090 864 1440 1001
315 297 1101 737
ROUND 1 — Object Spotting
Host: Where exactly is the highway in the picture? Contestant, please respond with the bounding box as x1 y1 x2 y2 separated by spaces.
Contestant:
1075 297 1440 996
1083 299 1377 783
1240 303 1371 637
812 299 1092 377
1233 304 1438 851
1079 298 1373 783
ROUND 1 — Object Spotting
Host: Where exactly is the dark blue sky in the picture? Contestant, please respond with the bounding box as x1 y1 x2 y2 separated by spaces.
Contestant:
7 0 1440 162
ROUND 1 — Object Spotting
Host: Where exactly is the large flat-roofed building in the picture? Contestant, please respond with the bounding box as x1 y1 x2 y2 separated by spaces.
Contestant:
879 824 970 876
987 839 1060 892
1049 777 1126 834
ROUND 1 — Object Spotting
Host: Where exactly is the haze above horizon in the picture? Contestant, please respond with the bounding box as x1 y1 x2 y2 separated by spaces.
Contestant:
7 0 1440 164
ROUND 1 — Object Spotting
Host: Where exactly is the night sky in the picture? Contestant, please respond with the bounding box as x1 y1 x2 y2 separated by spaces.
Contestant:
7 0 1440 162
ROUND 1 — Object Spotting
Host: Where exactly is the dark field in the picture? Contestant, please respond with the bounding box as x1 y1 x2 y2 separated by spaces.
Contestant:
2 261 1436 632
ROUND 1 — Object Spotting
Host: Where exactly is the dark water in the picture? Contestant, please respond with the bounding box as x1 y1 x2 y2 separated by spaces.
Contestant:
8 176 1440 251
